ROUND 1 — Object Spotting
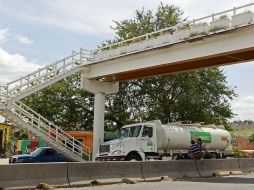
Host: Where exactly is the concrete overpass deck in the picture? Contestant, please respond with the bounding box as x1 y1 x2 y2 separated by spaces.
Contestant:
82 24 254 82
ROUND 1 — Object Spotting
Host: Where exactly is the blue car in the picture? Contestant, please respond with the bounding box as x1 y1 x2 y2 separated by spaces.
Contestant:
9 147 71 163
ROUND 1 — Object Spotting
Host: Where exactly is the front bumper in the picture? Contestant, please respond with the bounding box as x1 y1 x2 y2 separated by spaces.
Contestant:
95 156 126 161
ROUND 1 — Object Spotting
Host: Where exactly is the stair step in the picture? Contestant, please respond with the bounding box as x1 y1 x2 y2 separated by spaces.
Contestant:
0 104 89 162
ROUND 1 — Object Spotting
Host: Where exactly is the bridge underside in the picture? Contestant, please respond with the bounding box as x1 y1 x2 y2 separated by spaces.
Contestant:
103 47 254 82
82 25 254 82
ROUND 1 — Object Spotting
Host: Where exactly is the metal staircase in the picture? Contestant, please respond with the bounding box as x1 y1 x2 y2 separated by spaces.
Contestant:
0 48 94 161
0 102 91 162
3 48 94 103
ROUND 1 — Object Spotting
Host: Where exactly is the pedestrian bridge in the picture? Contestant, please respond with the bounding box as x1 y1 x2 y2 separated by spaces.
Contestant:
82 4 254 82
0 3 254 161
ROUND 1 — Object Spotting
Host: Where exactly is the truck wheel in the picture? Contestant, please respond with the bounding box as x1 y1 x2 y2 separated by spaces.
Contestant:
126 153 142 161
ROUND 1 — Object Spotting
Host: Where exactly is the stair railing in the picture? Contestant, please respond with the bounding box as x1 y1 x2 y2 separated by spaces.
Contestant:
5 49 94 101
12 101 91 161
0 85 7 103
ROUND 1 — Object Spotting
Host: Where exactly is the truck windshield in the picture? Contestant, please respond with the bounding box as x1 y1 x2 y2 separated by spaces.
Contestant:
121 125 141 138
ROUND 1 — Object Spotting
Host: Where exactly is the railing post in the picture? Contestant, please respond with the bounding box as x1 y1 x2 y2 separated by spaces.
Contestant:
38 115 41 132
48 126 50 137
31 115 34 126
6 83 9 101
63 59 66 71
212 13 215 22
72 50 75 67
72 137 75 153
80 146 83 158
27 76 30 90
18 104 22 117
45 67 48 80
233 7 236 15
38 68 41 84
89 148 91 162
192 19 196 25
38 121 40 133
54 64 57 77
56 128 58 141
80 48 83 64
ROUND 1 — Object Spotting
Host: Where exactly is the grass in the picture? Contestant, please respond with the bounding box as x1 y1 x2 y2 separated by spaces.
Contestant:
231 129 254 137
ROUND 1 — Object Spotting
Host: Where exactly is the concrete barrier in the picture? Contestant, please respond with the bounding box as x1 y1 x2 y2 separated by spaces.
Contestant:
196 159 240 177
0 163 68 189
239 158 254 173
2 158 251 188
141 160 200 179
68 161 143 185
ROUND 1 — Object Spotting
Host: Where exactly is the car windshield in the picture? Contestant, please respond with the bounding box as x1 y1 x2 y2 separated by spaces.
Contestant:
121 125 141 138
30 148 44 157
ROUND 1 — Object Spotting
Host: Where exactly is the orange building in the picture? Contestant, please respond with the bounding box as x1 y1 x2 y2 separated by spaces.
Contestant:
66 131 119 155
231 136 254 158
67 131 93 154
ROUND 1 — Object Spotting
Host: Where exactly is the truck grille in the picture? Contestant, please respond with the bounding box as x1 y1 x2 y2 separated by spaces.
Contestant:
99 144 110 153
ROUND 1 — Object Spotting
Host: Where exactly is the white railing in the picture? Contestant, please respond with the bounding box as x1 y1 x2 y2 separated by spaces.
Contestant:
97 2 254 52
0 85 7 103
4 48 94 101
12 101 92 161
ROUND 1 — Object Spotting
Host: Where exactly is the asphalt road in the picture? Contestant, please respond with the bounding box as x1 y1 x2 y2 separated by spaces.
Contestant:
59 175 254 190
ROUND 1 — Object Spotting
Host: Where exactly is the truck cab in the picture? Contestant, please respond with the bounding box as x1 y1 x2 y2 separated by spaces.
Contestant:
96 122 157 161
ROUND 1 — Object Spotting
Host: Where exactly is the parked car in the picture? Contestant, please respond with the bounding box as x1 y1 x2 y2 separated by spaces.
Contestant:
9 147 72 163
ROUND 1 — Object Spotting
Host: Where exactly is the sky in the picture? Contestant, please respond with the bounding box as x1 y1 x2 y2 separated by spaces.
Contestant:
0 0 254 122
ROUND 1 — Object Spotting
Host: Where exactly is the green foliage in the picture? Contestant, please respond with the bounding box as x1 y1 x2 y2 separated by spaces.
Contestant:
106 69 236 129
12 129 28 140
234 151 248 158
250 133 254 143
22 74 94 131
105 3 236 130
110 3 184 41
231 129 254 137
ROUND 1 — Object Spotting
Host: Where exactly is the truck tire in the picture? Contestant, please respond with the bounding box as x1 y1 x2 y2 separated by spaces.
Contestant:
126 153 142 161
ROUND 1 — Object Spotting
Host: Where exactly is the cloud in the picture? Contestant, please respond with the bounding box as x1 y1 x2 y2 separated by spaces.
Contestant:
0 27 33 45
231 96 254 121
15 34 34 45
1 0 253 35
0 47 40 84
0 28 10 43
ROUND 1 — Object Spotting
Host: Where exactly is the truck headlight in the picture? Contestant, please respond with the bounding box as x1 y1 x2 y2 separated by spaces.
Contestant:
111 150 121 155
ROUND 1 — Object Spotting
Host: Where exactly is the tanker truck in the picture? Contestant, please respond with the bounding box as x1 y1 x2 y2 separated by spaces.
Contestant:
96 120 231 161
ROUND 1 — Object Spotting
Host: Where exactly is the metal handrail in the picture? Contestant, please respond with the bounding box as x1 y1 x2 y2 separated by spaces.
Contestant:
0 85 7 103
99 2 254 51
4 49 94 101
13 101 91 160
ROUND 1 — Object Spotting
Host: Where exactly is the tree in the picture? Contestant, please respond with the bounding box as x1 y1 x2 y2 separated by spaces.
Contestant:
105 3 236 130
22 74 94 131
250 133 254 143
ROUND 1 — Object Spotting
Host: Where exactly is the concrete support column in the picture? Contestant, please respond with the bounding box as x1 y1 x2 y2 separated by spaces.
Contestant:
93 92 105 160
80 75 119 161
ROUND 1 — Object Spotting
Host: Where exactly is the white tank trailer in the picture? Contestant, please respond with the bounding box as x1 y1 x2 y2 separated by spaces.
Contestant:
96 120 231 161
156 121 231 151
